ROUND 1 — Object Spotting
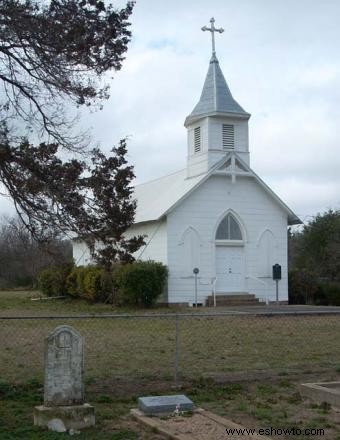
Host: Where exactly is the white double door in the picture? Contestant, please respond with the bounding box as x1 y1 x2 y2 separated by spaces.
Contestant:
215 246 245 292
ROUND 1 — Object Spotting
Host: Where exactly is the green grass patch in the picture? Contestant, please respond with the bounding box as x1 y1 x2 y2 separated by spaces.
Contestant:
0 379 144 440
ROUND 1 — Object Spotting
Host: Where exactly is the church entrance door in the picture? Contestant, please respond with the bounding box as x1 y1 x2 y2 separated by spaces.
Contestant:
215 246 244 292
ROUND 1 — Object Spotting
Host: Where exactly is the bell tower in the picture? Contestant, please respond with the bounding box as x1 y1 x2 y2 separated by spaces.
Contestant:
185 18 251 178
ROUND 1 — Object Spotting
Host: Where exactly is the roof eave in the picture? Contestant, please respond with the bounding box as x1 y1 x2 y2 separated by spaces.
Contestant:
288 216 303 226
208 153 302 226
184 110 251 127
230 155 303 226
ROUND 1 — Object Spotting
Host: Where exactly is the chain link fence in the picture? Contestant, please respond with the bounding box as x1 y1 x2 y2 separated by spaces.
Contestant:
1 311 340 385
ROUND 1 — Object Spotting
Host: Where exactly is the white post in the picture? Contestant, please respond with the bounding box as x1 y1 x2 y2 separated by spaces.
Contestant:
193 268 199 307
194 273 198 307
213 277 217 307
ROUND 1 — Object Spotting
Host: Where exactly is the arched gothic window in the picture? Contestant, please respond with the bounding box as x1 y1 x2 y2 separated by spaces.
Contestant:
257 230 276 277
180 227 201 274
215 213 242 241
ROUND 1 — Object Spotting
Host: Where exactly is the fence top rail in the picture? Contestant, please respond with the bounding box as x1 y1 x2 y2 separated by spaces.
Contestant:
1 310 340 320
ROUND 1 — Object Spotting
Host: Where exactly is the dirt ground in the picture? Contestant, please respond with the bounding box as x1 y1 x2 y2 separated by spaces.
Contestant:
87 370 340 440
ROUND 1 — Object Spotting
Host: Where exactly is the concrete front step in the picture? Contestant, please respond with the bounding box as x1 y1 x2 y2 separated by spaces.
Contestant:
212 301 264 307
206 293 265 307
212 293 256 301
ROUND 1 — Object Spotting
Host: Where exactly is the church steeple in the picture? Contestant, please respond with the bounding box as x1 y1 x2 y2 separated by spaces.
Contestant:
185 18 251 178
184 53 250 127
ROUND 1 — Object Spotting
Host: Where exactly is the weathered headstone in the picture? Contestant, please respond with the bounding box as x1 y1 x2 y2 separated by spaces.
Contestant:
138 395 194 415
34 325 95 431
44 325 84 406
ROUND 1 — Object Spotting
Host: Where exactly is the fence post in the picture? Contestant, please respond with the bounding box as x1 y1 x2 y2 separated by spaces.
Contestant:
174 314 180 385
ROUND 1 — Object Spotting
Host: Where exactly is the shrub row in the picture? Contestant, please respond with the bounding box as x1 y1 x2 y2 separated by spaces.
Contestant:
289 269 340 305
114 261 168 307
37 263 73 297
38 261 168 306
65 266 114 302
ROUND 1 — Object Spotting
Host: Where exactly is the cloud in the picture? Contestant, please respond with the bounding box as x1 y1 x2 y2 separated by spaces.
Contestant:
83 1 340 221
1 0 340 222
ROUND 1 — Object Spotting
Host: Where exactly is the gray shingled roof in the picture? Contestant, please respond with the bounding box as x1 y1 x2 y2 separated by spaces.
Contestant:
185 54 250 126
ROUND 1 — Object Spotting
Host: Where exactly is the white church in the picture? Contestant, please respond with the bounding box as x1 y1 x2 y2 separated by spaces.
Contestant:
74 18 301 306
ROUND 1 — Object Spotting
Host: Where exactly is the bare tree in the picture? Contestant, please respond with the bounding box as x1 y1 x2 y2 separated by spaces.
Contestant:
0 215 72 287
0 1 144 266
0 0 134 148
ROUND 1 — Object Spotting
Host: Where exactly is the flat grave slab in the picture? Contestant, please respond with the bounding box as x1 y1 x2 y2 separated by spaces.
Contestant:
138 395 194 415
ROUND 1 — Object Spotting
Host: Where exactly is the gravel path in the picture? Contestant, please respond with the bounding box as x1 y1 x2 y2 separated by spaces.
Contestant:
132 409 271 440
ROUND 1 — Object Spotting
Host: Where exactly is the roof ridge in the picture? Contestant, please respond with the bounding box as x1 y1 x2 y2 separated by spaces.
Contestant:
134 167 186 189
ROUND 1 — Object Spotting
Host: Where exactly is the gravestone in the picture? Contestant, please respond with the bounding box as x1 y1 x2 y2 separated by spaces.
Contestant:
44 325 84 406
34 325 95 431
138 395 194 415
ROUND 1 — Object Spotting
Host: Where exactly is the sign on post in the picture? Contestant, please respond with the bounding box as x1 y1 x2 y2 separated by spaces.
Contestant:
272 264 281 280
193 268 199 307
272 264 281 304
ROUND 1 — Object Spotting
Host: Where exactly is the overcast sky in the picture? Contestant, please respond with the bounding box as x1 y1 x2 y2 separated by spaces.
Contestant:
1 0 339 222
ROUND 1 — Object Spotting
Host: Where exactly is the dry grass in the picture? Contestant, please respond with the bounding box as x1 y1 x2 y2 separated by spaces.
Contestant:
2 291 340 440
1 291 340 383
0 290 187 316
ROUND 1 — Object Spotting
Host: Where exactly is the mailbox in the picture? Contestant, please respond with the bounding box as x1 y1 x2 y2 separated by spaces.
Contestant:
272 264 281 280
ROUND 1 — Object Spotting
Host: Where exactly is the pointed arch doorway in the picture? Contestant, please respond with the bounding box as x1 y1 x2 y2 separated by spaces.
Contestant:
215 212 245 293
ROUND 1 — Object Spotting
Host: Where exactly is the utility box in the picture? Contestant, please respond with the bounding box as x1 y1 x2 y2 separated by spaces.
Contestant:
272 264 282 280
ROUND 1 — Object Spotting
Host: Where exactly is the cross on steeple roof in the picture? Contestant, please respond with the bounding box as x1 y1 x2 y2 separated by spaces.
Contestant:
201 17 224 56
184 18 250 127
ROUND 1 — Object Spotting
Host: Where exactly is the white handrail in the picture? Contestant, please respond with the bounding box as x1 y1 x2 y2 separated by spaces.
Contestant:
179 275 217 307
246 275 269 305
211 277 217 307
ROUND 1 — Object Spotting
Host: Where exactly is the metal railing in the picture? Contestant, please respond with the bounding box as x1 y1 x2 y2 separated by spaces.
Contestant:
246 275 269 304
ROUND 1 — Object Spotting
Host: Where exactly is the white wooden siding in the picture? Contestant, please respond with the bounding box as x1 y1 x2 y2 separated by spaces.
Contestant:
209 116 249 164
179 227 202 274
73 241 93 266
125 219 168 264
73 219 168 267
73 174 289 306
187 119 216 177
187 116 250 177
166 174 288 305
188 119 208 155
257 230 278 277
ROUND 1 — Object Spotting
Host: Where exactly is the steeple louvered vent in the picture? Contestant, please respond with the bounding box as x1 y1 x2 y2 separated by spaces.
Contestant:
222 124 234 149
194 127 201 153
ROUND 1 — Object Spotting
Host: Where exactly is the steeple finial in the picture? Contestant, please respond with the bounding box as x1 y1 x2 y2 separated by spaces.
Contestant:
201 17 224 56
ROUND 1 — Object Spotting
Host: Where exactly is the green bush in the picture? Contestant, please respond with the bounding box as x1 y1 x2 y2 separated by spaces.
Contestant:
114 260 167 307
83 266 105 302
66 266 87 298
289 269 340 305
39 260 167 305
38 263 73 297
288 269 321 305
319 282 340 306
66 265 113 302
